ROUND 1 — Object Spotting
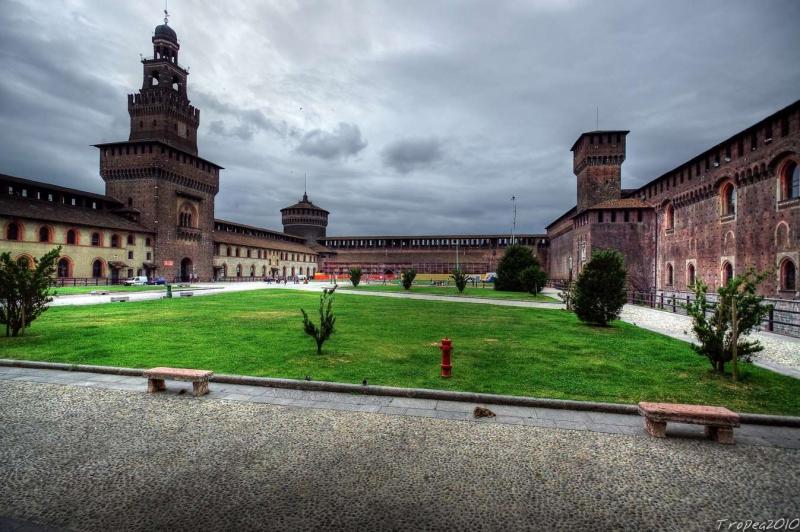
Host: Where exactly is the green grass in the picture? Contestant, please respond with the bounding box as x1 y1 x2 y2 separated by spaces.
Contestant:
51 285 167 296
2 289 799 415
347 283 558 302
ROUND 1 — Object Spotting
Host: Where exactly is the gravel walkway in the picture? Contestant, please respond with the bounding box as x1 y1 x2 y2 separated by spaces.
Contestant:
620 305 800 375
1 381 799 531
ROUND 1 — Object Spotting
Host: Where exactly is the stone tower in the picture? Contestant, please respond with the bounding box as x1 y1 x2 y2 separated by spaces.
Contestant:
96 17 222 282
281 192 329 243
571 130 629 212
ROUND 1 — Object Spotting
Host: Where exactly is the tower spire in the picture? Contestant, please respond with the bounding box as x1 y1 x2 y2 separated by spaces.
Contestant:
164 0 169 25
303 172 308 202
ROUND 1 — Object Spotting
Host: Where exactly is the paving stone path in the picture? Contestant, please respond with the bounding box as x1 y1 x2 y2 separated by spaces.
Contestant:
1 374 799 531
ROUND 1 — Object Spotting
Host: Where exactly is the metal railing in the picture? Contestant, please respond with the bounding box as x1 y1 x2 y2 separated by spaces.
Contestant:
628 289 799 338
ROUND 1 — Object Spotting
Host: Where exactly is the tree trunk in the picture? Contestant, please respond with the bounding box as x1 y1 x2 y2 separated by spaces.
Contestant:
731 298 739 382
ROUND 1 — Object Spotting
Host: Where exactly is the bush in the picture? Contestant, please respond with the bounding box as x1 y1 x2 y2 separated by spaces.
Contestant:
572 249 627 326
495 245 538 292
450 269 469 294
300 288 337 354
0 247 60 337
348 267 363 288
686 270 771 378
519 264 547 295
401 268 417 290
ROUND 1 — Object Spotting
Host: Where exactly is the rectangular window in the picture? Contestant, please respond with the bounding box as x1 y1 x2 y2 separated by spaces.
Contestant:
128 251 134 260
637 210 643 222
624 210 630 222
146 252 152 260
597 211 603 223
611 211 617 222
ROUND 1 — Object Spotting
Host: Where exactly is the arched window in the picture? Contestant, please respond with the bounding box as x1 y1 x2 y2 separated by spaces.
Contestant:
226 246 231 256
57 258 70 278
38 226 51 243
66 229 77 245
111 234 120 248
781 260 797 291
721 184 736 216
665 204 674 231
262 266 266 276
92 259 103 278
127 234 135 245
250 265 255 277
178 203 197 228
236 264 242 277
6 222 20 241
781 161 800 200
91 232 101 246
722 262 733 285
17 256 31 269
665 263 673 286
687 263 696 287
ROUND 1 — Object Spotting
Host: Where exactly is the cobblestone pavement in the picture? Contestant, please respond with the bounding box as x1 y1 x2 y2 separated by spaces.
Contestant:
1 379 799 531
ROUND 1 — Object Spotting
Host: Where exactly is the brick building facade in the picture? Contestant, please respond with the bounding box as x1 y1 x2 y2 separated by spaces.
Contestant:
546 100 800 299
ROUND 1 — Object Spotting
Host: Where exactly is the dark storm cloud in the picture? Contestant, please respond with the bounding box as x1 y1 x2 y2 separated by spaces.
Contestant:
295 122 367 160
1 0 799 235
382 137 443 174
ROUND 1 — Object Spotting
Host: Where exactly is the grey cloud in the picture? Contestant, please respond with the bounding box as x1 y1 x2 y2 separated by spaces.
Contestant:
295 122 367 160
382 137 444 174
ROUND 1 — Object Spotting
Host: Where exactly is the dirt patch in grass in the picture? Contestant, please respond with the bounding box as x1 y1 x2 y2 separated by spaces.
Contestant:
231 311 295 320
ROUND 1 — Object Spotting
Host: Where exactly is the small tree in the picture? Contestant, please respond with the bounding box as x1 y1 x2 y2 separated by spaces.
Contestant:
300 288 336 354
348 267 363 288
495 244 537 292
450 269 469 294
0 247 61 337
572 249 627 326
519 264 547 295
686 270 771 377
558 281 576 311
401 268 417 290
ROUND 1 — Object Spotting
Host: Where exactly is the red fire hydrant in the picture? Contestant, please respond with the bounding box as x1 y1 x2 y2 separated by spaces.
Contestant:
440 338 452 378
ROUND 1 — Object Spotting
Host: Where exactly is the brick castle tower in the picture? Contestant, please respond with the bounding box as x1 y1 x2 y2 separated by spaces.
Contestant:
571 130 629 211
281 192 329 244
96 15 222 281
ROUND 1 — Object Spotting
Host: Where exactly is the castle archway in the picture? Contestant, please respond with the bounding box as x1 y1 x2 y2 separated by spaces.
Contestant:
180 257 193 282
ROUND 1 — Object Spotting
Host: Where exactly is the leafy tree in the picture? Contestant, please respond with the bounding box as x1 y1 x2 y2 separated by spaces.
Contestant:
572 249 627 326
686 270 771 377
401 268 417 290
348 267 363 288
450 269 469 293
0 247 61 337
519 264 547 295
300 287 337 354
495 244 537 292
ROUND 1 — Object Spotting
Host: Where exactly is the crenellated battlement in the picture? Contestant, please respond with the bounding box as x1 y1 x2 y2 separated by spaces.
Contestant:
127 91 200 123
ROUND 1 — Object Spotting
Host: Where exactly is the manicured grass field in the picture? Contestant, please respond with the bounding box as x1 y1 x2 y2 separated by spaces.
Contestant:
2 289 799 415
347 283 558 302
51 285 167 296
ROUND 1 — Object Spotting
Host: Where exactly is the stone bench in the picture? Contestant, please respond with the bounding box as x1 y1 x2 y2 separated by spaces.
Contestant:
143 367 214 397
638 402 740 444
90 290 110 295
110 296 129 302
179 291 194 297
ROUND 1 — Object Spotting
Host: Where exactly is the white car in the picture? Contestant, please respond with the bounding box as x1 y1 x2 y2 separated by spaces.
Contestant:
123 276 148 286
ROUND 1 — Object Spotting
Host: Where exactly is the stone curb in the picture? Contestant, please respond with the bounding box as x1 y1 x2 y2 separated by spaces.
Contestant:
2 358 800 427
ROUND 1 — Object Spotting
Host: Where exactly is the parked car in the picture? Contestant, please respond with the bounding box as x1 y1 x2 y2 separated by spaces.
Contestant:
123 276 148 286
297 275 307 281
147 277 166 285
481 272 497 283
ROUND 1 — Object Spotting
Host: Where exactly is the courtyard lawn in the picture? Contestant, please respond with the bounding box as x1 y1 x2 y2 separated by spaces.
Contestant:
50 285 168 296
2 289 799 415
347 283 558 302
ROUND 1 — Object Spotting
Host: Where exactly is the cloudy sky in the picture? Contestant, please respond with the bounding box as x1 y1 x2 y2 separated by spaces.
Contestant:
1 1 798 235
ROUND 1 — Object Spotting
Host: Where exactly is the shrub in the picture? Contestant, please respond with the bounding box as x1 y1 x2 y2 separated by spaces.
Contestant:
348 267 363 288
519 264 547 295
495 245 537 292
572 249 627 326
450 269 469 294
0 247 61 337
300 288 337 354
401 268 417 290
686 270 771 378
